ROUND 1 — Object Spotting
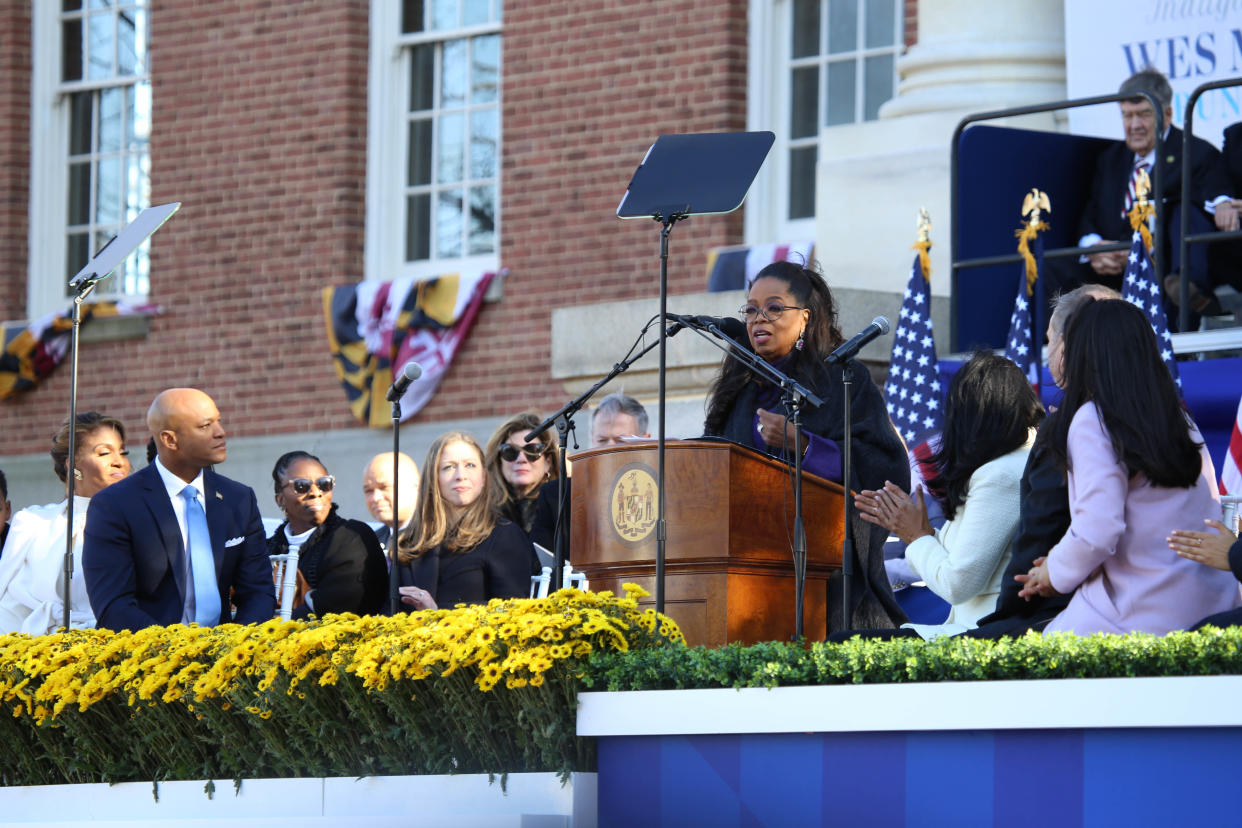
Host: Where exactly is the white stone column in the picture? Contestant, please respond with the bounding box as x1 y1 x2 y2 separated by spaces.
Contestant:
880 0 1067 119
816 0 1067 306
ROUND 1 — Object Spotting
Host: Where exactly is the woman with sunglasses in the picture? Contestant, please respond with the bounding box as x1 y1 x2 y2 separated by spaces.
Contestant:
265 451 387 618
393 432 539 611
704 260 909 630
484 413 563 552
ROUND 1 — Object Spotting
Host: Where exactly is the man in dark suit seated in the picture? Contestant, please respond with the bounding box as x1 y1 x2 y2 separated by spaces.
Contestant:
84 388 276 630
1077 68 1234 321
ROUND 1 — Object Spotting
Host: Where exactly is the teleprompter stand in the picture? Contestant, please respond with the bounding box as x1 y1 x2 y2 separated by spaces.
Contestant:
61 202 181 631
616 131 773 617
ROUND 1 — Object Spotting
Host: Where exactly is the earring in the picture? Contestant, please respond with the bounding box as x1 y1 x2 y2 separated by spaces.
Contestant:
795 330 805 351
73 469 83 481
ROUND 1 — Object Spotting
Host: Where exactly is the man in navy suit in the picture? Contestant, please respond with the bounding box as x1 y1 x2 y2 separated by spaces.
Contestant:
84 388 275 630
1076 68 1234 319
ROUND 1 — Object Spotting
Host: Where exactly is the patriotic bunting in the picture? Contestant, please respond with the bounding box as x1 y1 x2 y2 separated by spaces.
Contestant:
322 271 495 427
0 301 158 400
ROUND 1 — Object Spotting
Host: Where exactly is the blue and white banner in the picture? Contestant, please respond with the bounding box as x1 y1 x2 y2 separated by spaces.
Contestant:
1065 0 1242 148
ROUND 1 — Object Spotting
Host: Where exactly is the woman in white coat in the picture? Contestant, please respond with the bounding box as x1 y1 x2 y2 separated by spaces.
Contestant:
854 352 1044 636
0 412 130 634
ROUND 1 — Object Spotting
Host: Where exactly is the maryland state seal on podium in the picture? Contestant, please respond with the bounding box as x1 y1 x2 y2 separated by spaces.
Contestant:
610 465 657 543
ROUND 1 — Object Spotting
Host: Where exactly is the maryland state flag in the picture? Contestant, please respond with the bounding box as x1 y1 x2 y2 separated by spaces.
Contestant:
322 271 495 427
0 301 157 400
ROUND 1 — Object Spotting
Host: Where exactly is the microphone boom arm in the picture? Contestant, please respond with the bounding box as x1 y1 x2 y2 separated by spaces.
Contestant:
673 315 824 408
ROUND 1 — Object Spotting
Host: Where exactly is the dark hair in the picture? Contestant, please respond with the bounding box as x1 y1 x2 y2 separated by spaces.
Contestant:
1119 67 1172 109
484 412 561 505
271 450 325 494
50 411 127 484
705 261 845 434
1049 299 1201 487
0 468 7 500
932 352 1044 520
146 436 158 465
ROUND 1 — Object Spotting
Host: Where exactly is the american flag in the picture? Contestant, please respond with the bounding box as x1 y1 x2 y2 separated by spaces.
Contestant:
1004 234 1040 390
1222 394 1242 495
885 253 942 444
1120 227 1181 390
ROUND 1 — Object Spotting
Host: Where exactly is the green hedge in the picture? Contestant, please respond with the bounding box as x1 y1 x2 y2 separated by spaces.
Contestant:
582 627 1242 691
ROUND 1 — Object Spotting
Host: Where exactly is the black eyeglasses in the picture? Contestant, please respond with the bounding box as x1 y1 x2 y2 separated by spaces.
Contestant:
498 442 547 463
285 475 335 495
738 301 807 323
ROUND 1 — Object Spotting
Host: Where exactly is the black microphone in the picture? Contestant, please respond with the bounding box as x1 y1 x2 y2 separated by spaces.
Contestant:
386 361 424 402
670 314 750 347
825 316 891 365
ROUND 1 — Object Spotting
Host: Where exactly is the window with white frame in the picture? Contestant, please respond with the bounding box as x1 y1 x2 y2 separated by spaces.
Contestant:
29 1 151 319
747 0 900 242
366 0 501 282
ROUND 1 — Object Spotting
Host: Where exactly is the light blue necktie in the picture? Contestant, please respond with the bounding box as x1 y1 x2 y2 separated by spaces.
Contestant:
181 485 221 626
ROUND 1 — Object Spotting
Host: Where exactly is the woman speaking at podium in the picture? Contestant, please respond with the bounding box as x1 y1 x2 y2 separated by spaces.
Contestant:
703 260 908 630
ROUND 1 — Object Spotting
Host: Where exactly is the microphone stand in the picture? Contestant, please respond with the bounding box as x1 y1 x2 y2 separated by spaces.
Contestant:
787 396 808 640
839 365 854 630
676 316 822 639
388 396 401 615
527 318 687 591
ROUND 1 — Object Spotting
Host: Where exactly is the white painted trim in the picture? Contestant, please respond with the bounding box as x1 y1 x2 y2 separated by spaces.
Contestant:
577 675 1242 736
27 3 69 320
363 0 403 283
0 772 596 827
364 1 500 284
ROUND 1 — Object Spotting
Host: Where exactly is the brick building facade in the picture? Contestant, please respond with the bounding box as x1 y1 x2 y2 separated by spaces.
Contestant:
1 0 924 511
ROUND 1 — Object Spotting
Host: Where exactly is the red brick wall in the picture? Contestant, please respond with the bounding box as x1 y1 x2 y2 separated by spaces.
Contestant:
450 0 750 419
0 0 774 452
0 2 31 317
904 0 919 48
0 1 370 453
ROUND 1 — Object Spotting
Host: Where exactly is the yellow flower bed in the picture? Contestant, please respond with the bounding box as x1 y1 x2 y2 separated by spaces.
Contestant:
0 585 682 786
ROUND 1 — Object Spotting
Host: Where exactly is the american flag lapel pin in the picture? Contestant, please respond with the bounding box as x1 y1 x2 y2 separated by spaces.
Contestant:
215 491 223 500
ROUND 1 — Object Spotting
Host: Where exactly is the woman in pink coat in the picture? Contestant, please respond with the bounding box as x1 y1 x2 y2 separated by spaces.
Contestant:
1017 299 1240 634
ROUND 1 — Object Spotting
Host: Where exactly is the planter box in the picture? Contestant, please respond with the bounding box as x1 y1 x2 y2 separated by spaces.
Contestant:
0 772 596 827
579 676 1242 827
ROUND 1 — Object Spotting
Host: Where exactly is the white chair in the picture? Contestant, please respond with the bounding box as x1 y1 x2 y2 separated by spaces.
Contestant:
1222 495 1242 533
269 544 301 621
530 566 553 599
529 564 589 598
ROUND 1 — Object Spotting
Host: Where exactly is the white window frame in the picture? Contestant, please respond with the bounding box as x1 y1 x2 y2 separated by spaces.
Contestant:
365 1 502 284
746 0 900 246
28 2 150 320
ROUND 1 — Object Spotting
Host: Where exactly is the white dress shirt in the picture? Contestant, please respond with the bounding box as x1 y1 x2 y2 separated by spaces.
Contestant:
152 458 207 623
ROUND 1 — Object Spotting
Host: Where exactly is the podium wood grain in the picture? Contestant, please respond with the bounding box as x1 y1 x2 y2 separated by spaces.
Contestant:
570 440 844 646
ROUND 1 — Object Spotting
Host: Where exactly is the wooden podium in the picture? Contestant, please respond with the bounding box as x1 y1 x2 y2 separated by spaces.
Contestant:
569 439 844 646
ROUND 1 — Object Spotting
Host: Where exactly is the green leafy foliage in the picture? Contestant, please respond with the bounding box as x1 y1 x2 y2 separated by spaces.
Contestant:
582 627 1242 691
